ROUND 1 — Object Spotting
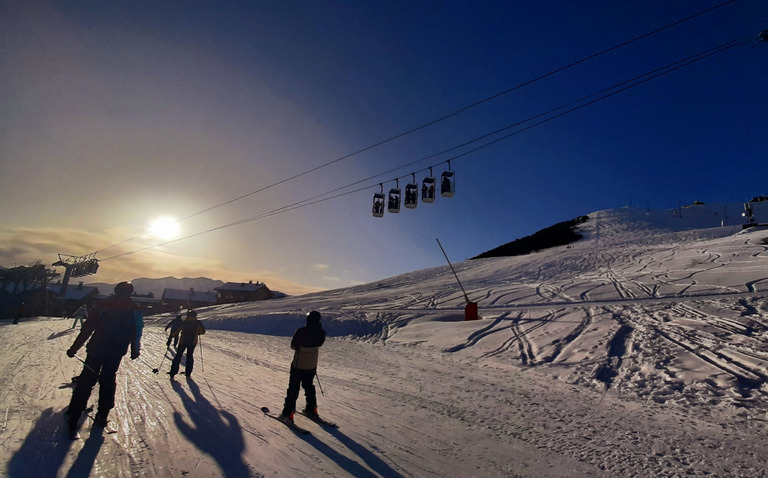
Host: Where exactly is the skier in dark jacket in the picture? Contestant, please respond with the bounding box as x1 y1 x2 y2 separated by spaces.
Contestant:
165 311 184 347
168 309 205 381
280 311 326 423
65 281 143 438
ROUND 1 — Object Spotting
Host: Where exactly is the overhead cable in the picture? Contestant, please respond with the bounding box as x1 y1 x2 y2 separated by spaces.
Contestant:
99 33 754 262
94 0 736 255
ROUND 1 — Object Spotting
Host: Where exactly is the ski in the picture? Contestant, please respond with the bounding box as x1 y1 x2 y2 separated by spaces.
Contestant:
168 371 191 381
298 411 338 428
92 420 118 434
260 407 311 435
86 414 118 434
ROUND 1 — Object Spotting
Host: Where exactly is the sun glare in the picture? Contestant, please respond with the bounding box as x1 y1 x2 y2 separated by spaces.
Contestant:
150 217 180 240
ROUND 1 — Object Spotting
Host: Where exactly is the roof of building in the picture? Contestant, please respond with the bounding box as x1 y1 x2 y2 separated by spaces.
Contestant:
47 283 100 301
161 288 217 303
214 282 267 292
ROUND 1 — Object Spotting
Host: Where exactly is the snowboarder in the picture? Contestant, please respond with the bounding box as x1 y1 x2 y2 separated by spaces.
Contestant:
279 310 326 424
70 304 89 329
164 311 184 347
64 281 143 438
168 309 205 381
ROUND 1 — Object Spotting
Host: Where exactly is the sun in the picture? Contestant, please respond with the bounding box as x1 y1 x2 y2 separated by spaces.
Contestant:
149 217 180 240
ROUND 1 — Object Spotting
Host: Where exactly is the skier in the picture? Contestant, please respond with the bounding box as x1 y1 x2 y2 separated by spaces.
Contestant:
279 310 326 424
70 303 89 329
64 281 143 438
164 310 184 347
168 309 205 381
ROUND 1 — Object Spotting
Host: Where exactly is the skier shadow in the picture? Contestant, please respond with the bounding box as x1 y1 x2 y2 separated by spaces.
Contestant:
171 380 250 477
48 329 77 340
66 425 106 477
299 427 403 478
6 407 104 478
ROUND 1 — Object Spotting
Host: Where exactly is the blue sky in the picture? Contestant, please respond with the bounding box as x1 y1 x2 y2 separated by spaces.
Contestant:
1 1 766 294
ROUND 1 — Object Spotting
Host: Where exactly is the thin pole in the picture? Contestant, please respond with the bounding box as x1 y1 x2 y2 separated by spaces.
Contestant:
199 336 204 373
74 354 98 375
436 238 470 304
153 346 169 374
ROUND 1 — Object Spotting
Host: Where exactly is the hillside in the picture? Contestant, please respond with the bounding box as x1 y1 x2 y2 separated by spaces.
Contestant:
3 204 768 477
86 277 225 298
472 215 589 259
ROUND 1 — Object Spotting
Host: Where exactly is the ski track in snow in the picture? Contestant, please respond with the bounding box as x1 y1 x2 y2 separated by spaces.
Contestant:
4 206 768 476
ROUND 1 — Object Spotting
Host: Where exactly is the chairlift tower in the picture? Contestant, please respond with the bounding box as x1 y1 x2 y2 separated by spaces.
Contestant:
51 253 100 295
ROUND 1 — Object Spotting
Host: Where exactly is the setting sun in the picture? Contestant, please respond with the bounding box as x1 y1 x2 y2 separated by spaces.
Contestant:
150 217 180 240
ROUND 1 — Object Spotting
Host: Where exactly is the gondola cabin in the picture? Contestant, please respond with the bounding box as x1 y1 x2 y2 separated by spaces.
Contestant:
440 170 455 198
388 188 401 213
404 183 419 209
372 192 385 217
421 176 436 203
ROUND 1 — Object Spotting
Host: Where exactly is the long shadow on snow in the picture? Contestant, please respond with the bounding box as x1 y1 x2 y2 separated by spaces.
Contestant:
292 426 404 478
6 408 78 477
66 426 106 478
172 380 251 477
202 315 388 340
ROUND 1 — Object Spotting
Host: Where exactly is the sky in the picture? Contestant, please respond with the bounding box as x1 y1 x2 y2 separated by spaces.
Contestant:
1 0 767 295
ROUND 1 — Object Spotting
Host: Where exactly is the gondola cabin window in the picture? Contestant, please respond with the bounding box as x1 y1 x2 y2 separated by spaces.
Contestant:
422 177 436 203
372 192 385 217
440 171 455 198
405 183 418 209
388 188 401 213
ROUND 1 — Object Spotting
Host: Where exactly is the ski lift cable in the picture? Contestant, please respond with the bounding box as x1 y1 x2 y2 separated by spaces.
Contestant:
349 35 752 187
323 35 752 190
93 1 736 256
99 34 753 263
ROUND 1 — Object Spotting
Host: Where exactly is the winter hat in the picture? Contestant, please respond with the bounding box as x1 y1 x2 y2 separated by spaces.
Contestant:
187 310 198 318
306 310 321 325
114 281 134 297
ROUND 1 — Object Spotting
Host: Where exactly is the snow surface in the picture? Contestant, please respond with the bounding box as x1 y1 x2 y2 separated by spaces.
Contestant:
3 203 768 477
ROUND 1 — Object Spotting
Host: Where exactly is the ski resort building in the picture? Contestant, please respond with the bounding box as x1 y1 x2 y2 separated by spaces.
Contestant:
161 287 217 311
214 280 272 303
743 195 768 227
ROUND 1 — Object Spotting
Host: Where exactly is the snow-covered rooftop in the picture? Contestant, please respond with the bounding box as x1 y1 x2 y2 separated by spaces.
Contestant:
160 288 217 303
215 282 266 292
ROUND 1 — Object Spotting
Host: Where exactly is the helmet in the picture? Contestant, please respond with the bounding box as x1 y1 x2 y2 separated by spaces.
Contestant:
306 310 321 324
114 281 134 296
186 309 198 318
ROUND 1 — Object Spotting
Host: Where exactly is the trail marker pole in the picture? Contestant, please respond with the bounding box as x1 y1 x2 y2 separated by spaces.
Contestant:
436 238 479 320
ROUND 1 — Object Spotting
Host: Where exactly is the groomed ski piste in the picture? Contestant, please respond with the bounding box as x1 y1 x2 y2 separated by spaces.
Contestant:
3 203 768 477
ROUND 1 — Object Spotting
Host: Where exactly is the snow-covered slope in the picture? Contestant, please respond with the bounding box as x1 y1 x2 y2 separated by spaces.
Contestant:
3 205 768 477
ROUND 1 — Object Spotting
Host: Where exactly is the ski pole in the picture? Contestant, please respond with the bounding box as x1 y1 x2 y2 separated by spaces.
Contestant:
153 345 169 374
73 354 98 375
199 336 204 373
316 373 324 396
137 356 156 372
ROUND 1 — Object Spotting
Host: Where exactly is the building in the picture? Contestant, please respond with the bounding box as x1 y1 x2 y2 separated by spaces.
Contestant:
215 281 272 304
743 195 768 227
48 281 100 317
161 287 217 311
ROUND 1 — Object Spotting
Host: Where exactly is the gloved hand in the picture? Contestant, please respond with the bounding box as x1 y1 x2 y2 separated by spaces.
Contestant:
66 348 76 358
130 350 140 360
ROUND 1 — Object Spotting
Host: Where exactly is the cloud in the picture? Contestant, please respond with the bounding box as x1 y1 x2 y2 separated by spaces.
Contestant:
312 263 330 271
0 226 324 296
